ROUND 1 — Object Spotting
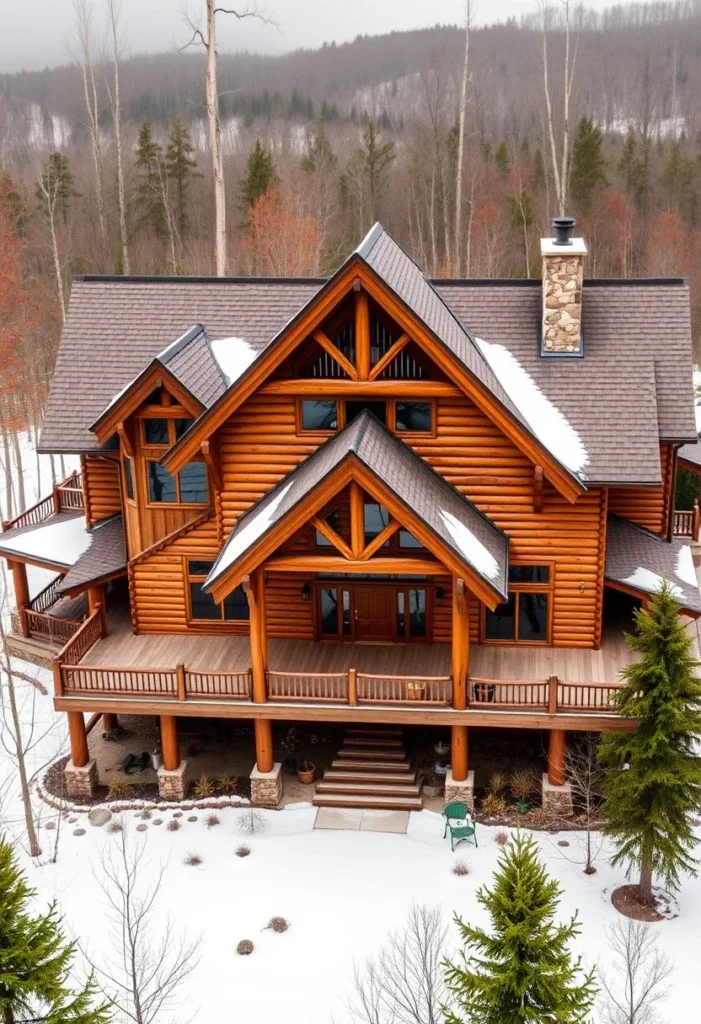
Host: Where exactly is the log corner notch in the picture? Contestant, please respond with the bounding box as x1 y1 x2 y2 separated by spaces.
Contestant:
533 465 544 513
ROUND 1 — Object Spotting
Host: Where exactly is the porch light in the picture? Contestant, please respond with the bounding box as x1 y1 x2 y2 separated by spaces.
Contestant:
301 582 312 602
435 586 445 606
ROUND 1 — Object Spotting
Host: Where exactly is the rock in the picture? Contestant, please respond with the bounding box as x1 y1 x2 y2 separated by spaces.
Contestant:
45 821 57 831
136 824 148 832
188 815 198 822
173 811 183 818
152 818 163 826
558 839 570 847
73 828 86 837
88 808 112 828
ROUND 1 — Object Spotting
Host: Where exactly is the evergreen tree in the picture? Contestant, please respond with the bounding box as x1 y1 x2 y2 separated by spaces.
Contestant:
134 120 165 235
444 832 596 1023
238 140 277 210
0 840 109 1024
533 148 547 190
570 115 608 213
358 121 395 223
301 121 337 174
618 129 646 206
36 153 79 225
494 141 510 177
599 581 701 905
660 141 696 216
165 115 199 234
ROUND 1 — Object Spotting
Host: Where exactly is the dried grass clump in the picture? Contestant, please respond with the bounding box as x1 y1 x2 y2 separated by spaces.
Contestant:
452 859 469 876
266 916 289 933
494 830 509 846
139 809 152 821
167 819 181 832
481 792 508 816
487 771 509 796
193 774 215 798
510 768 538 802
107 779 133 800
184 851 203 867
205 813 220 829
107 821 123 834
214 773 239 795
236 939 254 955
235 845 251 858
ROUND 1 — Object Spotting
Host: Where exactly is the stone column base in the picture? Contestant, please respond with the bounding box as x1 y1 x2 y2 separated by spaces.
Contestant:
157 761 188 801
542 773 573 816
444 769 475 813
64 759 98 799
250 763 282 807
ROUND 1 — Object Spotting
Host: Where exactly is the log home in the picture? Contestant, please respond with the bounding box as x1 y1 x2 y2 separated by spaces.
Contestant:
2 218 699 811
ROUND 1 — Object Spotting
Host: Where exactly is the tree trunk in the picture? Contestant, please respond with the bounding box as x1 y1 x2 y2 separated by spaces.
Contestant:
10 430 25 514
6 671 41 857
639 853 654 906
206 0 226 276
109 0 130 275
454 1 471 276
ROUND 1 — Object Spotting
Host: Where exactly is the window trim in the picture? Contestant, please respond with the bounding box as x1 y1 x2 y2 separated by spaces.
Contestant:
184 558 250 630
122 455 136 505
481 561 554 646
296 397 342 435
313 580 434 644
389 399 436 437
296 397 436 438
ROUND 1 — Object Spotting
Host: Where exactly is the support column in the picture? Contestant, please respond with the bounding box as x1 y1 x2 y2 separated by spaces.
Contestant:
244 567 281 804
9 560 30 636
88 584 107 636
543 728 573 816
157 715 188 800
451 725 468 781
451 577 469 710
254 719 274 774
64 711 97 798
102 712 118 734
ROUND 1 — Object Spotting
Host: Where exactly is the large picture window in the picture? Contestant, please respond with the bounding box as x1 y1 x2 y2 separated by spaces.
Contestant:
147 460 208 504
186 560 249 623
484 564 551 644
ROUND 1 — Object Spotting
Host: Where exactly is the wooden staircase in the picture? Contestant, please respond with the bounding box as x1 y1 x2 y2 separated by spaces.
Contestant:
313 728 422 811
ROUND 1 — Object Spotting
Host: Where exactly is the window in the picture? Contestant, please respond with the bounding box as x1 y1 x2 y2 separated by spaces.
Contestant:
364 502 390 545
175 418 194 441
315 508 341 547
484 564 551 643
300 399 338 431
395 402 432 433
399 529 423 549
396 587 427 640
147 460 208 504
123 457 134 501
144 418 169 445
318 585 352 638
187 560 249 623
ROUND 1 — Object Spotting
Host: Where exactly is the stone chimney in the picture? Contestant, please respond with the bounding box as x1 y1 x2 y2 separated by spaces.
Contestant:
541 216 587 355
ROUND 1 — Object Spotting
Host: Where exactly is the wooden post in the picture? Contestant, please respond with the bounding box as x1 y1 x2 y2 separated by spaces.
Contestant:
547 675 558 715
355 287 371 380
548 729 567 786
348 667 357 706
102 713 118 733
451 725 468 782
52 657 64 697
52 483 62 514
176 663 186 702
693 498 700 542
349 481 365 558
160 715 180 771
67 711 89 768
8 560 30 637
246 567 268 704
451 577 469 710
88 585 107 636
254 718 274 773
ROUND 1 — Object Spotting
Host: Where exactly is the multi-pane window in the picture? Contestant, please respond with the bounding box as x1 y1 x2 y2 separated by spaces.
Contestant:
364 502 390 545
484 565 551 643
300 400 338 431
297 399 434 436
123 457 135 501
396 588 427 640
187 560 249 623
147 461 207 504
395 402 432 433
319 586 352 637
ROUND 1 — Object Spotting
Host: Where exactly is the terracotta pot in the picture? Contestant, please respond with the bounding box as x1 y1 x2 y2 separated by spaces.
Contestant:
297 765 316 784
407 683 426 701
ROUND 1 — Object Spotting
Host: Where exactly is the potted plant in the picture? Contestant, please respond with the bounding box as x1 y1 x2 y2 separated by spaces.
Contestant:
297 758 316 784
422 772 444 799
407 681 426 701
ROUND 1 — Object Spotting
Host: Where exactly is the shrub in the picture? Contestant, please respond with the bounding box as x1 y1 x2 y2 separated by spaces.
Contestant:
205 814 220 829
139 809 152 820
167 819 181 832
106 779 133 800
453 860 470 876
193 774 215 798
214 773 239 795
481 793 508 816
266 916 289 933
107 821 123 834
494 830 509 846
235 845 251 858
184 852 203 867
510 768 538 802
237 939 254 955
237 807 266 835
487 771 508 797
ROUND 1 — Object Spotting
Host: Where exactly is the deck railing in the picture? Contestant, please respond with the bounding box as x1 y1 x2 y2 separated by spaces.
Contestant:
2 470 84 532
29 574 65 613
673 501 700 539
268 670 349 702
58 663 253 701
356 672 452 705
25 609 82 646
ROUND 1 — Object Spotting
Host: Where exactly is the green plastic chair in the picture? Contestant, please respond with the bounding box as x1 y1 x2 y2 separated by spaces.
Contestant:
443 801 478 851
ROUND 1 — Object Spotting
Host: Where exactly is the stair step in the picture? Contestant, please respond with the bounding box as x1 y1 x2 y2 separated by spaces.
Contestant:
339 749 407 761
332 758 411 772
345 728 403 739
313 792 422 811
325 770 417 785
317 781 421 797
342 737 403 749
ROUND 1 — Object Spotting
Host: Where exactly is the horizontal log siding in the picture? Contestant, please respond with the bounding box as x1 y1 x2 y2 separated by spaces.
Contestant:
266 572 315 639
82 456 122 525
608 444 672 536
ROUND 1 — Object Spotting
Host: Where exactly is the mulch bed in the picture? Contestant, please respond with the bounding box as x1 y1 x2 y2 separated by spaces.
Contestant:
473 808 604 833
611 884 679 922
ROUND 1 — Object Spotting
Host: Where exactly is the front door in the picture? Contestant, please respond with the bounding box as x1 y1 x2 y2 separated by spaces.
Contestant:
354 585 395 642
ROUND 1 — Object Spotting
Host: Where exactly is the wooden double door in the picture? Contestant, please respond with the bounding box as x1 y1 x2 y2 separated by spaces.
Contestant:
354 585 396 642
316 581 430 643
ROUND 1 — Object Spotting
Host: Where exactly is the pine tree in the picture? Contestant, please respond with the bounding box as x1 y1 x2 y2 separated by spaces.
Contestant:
444 832 596 1024
358 121 395 224
165 115 199 234
0 840 110 1024
599 581 701 906
134 120 165 235
570 115 608 213
618 129 646 206
659 142 696 216
533 148 547 190
36 153 80 225
301 121 337 174
238 140 277 210
494 141 510 177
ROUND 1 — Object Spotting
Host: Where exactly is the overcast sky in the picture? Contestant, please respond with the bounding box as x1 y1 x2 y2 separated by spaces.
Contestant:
0 0 645 74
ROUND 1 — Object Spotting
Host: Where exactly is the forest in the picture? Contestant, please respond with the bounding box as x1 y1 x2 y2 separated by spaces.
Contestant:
1 0 701 528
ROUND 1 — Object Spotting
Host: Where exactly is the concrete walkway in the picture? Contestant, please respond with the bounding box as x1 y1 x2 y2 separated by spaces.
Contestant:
314 806 409 834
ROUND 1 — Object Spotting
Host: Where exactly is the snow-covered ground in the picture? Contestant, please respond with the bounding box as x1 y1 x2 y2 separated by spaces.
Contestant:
1 434 700 1022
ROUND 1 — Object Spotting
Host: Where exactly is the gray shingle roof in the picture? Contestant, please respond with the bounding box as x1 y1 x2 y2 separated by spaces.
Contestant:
57 515 127 593
204 411 509 599
163 327 227 408
679 438 701 470
605 515 701 614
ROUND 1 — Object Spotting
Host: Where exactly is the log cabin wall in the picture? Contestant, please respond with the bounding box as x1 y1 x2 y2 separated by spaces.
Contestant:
81 455 122 525
607 444 673 536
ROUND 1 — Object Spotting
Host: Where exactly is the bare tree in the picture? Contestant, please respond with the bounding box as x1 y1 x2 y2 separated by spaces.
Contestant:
35 163 67 324
539 0 580 215
72 0 107 263
344 904 451 1024
182 2 274 276
106 0 130 274
89 828 201 1024
600 920 673 1024
453 0 473 276
565 732 607 874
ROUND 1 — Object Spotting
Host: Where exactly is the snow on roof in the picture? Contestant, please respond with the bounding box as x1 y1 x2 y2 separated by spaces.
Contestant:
209 336 257 387
439 509 500 582
205 482 293 588
0 515 92 568
622 567 685 601
675 544 698 588
475 336 589 477
26 565 60 599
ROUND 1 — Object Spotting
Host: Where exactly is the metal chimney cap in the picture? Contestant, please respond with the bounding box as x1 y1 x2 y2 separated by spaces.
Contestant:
552 216 576 245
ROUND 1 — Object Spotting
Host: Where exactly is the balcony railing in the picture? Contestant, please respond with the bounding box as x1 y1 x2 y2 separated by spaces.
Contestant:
25 609 82 646
673 501 700 539
2 470 84 532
